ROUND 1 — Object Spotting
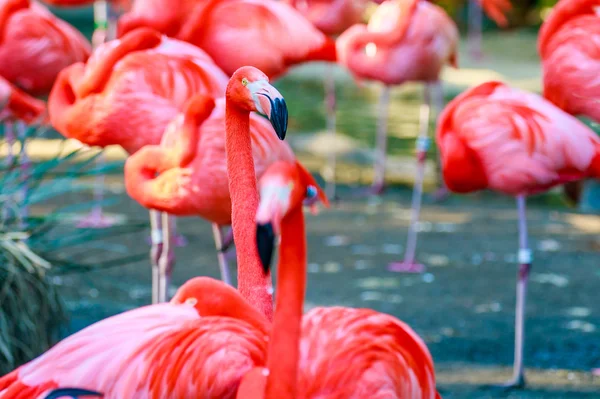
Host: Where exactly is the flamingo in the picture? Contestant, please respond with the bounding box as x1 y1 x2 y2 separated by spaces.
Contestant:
124 94 295 297
336 0 458 272
538 0 600 209
0 0 90 225
234 160 439 398
436 80 600 388
0 65 289 397
284 0 369 200
47 27 229 303
118 0 337 80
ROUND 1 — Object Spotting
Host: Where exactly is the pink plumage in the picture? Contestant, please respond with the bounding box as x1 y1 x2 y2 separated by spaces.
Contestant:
538 0 600 122
0 278 270 399
48 28 228 154
0 0 91 96
299 307 440 399
437 81 600 195
336 0 458 85
125 97 295 226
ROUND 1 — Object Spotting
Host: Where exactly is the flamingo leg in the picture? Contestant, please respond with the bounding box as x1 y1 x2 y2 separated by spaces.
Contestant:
370 85 390 195
2 121 15 222
212 223 233 286
149 209 163 304
15 121 29 228
429 81 450 202
502 195 530 388
388 84 431 273
171 217 188 247
157 212 175 303
77 0 114 229
468 0 484 62
323 63 338 201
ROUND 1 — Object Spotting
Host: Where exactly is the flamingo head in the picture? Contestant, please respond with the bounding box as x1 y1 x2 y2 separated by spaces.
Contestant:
255 161 329 273
227 66 288 140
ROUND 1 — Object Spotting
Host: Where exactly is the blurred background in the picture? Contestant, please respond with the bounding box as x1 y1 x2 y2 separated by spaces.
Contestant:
1 1 599 398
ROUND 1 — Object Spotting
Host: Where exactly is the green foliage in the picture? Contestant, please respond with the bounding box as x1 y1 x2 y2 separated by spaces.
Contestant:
0 123 146 374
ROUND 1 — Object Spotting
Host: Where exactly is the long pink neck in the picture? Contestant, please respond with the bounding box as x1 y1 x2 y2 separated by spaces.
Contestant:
264 206 306 398
225 101 274 321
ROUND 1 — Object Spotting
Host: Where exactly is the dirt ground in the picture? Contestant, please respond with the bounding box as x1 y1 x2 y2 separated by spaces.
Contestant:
49 182 600 399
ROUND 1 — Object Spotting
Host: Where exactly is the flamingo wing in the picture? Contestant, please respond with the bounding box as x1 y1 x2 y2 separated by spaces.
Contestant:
0 306 266 399
437 81 600 195
178 0 336 78
298 307 439 399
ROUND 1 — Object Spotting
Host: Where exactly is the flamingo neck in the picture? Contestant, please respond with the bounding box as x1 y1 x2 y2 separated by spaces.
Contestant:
264 206 306 399
225 101 274 321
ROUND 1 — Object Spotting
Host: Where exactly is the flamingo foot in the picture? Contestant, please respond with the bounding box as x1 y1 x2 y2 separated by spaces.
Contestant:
172 233 188 247
387 261 425 273
430 185 450 203
353 183 386 198
484 374 526 391
76 209 115 228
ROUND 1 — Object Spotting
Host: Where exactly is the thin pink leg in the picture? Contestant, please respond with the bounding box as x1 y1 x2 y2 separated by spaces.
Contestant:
323 63 338 201
77 1 114 229
388 84 431 273
171 217 188 247
149 210 163 304
2 121 15 222
157 212 175 303
212 223 232 285
429 81 450 203
370 85 390 195
496 195 529 388
468 0 485 62
15 121 30 228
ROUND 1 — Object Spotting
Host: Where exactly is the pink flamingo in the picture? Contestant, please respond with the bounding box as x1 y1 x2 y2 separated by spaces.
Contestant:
235 160 439 398
118 0 337 81
0 0 90 225
124 94 295 297
336 0 458 272
0 66 289 397
538 0 600 122
538 0 600 207
48 27 229 303
436 80 600 388
284 0 369 199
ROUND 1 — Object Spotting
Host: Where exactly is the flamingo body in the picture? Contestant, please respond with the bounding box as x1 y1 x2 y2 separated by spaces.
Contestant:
0 0 91 95
538 0 600 122
298 307 439 399
148 0 337 79
0 278 269 399
336 0 458 85
48 28 228 154
437 81 600 195
125 98 295 225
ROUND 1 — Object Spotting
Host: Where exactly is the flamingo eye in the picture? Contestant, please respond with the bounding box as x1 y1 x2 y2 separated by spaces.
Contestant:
242 77 248 86
306 185 317 199
185 298 197 306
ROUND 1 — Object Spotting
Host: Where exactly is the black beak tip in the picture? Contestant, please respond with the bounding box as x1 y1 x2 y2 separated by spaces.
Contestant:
256 222 275 274
269 97 288 141
44 388 104 399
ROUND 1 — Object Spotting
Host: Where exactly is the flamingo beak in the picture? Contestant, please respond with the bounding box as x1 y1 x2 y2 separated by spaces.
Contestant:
43 387 104 399
256 222 275 274
248 80 288 140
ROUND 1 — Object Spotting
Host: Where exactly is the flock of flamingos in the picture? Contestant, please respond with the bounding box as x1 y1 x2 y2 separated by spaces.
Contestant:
0 0 599 397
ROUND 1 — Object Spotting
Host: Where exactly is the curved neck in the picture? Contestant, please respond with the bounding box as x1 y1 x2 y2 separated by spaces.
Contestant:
124 146 166 205
264 206 306 399
0 0 28 44
225 101 274 321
